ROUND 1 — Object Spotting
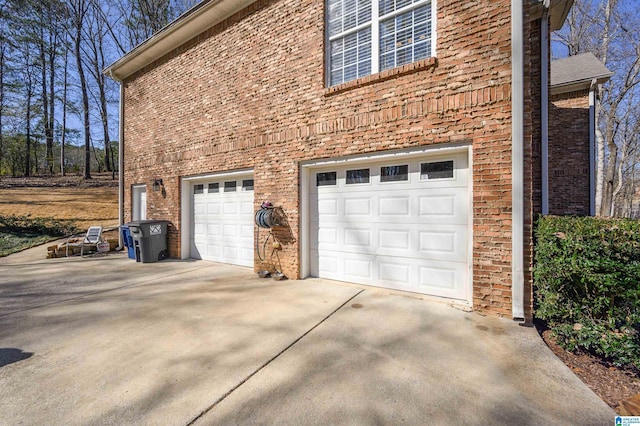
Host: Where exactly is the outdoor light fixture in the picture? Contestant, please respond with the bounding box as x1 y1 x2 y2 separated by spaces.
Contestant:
152 178 164 192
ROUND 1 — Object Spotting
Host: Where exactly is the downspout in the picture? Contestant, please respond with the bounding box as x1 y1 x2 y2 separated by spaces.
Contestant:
107 75 124 250
118 82 124 248
589 78 597 216
511 0 525 320
541 7 550 215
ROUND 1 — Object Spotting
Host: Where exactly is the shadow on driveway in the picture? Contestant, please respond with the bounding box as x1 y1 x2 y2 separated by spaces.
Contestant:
0 348 33 367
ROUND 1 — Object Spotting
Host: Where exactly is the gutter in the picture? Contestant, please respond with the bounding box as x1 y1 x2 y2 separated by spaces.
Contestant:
511 0 525 321
118 83 124 245
589 78 597 216
105 70 125 250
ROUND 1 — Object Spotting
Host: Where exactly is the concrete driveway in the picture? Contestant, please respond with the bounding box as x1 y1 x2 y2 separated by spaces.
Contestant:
0 244 614 425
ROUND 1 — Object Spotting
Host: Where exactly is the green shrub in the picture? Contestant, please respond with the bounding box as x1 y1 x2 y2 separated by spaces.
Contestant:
534 216 640 374
0 214 78 237
0 215 80 257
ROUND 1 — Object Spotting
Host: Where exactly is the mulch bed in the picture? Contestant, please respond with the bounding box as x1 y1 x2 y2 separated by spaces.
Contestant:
536 321 640 414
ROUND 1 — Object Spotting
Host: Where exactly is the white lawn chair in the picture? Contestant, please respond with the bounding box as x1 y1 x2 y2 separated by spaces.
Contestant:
65 226 103 257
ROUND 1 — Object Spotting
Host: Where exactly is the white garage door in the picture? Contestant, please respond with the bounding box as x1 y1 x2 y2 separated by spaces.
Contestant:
310 152 469 300
191 176 254 267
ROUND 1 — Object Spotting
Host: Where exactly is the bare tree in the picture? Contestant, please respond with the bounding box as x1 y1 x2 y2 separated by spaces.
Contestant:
84 0 113 173
60 41 68 176
66 0 91 180
553 0 640 217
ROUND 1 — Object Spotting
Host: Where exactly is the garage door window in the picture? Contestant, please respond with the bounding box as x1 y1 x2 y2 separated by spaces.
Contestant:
317 172 337 186
208 183 219 193
242 179 254 191
380 164 408 182
194 184 204 194
421 160 454 180
346 168 370 184
224 181 237 192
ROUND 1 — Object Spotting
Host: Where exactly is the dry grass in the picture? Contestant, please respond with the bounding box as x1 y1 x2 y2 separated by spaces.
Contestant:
0 187 118 230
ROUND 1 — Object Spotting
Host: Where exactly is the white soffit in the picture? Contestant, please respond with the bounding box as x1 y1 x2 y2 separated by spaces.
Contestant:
104 0 258 81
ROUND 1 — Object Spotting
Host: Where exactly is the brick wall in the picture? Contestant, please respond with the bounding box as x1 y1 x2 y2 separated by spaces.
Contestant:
523 14 543 321
121 0 535 317
548 90 591 215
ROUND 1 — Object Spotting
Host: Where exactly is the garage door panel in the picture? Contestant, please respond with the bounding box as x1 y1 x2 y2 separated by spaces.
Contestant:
241 224 254 238
190 175 254 267
314 224 338 245
418 191 467 224
379 196 411 217
378 229 410 250
344 198 372 216
418 224 467 262
222 224 238 237
207 202 221 215
317 199 338 216
378 261 411 285
206 244 222 258
223 202 238 215
194 223 205 236
310 152 469 301
194 203 206 215
418 263 467 298
344 257 372 280
344 228 372 249
241 201 253 215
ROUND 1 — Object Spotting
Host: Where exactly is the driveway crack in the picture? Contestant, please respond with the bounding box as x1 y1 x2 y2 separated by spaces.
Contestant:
185 288 365 426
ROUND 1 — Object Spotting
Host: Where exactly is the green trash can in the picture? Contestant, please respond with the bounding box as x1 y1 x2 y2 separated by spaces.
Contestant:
127 220 170 263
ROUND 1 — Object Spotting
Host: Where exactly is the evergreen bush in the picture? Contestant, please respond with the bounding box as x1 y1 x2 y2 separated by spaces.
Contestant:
535 216 640 373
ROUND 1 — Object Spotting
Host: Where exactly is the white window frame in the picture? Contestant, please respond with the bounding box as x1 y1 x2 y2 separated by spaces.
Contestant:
326 0 437 86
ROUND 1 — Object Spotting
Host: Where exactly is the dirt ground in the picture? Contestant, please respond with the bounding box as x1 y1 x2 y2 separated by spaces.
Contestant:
0 174 118 230
537 324 640 414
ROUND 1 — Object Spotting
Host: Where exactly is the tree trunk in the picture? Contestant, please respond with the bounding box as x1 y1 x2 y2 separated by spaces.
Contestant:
595 125 605 215
73 0 91 180
0 43 4 174
48 30 57 174
38 29 52 174
61 46 68 176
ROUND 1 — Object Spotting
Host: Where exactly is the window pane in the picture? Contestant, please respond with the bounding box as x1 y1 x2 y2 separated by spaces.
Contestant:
208 183 219 193
224 181 236 192
346 169 370 184
330 27 372 85
357 0 371 24
380 165 409 182
328 0 433 86
379 4 431 71
193 184 204 194
421 161 454 180
329 0 372 37
379 0 422 16
242 179 254 191
317 172 337 186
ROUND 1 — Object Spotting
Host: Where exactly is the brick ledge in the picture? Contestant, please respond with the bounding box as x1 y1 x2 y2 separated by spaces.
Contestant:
324 57 438 96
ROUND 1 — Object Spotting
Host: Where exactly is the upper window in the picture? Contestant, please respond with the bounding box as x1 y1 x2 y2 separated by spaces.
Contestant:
328 0 433 86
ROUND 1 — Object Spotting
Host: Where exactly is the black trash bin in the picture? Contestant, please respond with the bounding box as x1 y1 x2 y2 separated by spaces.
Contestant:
127 220 170 263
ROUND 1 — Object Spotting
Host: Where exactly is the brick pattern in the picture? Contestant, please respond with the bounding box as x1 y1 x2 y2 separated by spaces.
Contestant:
549 90 591 215
121 0 545 318
522 16 543 321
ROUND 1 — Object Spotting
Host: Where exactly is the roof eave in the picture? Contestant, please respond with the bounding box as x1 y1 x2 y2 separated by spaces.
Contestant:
550 73 613 95
104 0 258 81
549 0 574 31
